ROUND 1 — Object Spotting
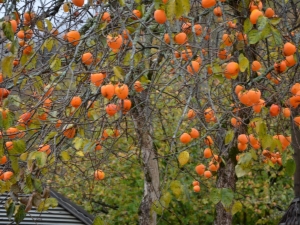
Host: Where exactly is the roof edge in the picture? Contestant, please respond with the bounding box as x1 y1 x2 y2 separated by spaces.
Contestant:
50 189 94 225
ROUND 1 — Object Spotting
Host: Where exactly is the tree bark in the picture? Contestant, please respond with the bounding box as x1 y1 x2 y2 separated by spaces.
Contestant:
131 90 160 225
215 156 236 225
291 108 300 197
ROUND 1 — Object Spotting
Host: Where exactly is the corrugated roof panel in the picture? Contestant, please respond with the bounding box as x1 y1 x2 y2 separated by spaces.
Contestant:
0 190 94 225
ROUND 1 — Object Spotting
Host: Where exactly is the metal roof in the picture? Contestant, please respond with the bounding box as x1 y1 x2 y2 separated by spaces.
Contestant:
0 190 94 225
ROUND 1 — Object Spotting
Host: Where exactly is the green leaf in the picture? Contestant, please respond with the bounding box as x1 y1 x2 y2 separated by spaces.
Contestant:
15 205 26 224
257 16 267 30
7 202 15 220
166 0 176 21
12 140 26 154
44 131 57 143
175 0 184 18
260 23 271 39
36 20 44 31
285 159 296 176
25 175 34 192
44 19 52 31
238 53 249 72
44 38 54 52
93 215 104 225
181 0 190 15
248 29 261 44
118 0 125 6
10 156 19 173
269 18 281 25
250 149 258 160
33 178 43 193
271 27 283 46
261 134 273 149
221 188 234 208
2 22 14 41
178 151 189 167
1 56 14 78
239 152 252 165
256 122 267 137
35 152 47 168
232 201 243 215
50 57 61 72
235 164 250 178
113 66 125 79
45 198 58 208
170 180 182 198
243 18 253 33
60 151 70 161
225 130 234 145
210 188 221 204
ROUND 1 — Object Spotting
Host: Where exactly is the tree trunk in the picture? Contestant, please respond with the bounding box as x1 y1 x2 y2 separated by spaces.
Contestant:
215 156 236 225
291 107 300 197
131 90 160 225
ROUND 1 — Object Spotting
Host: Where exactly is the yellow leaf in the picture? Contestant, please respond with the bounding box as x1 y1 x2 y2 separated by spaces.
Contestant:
178 151 189 167
76 151 84 157
63 3 69 12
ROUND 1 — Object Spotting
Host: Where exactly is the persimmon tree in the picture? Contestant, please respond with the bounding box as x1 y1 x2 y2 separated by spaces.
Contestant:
0 0 300 225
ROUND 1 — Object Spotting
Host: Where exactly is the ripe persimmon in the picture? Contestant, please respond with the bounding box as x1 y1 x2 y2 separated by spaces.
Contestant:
23 44 32 55
115 84 129 99
204 148 212 158
94 170 105 180
285 55 296 67
251 60 261 71
5 141 13 150
187 61 200 74
250 9 263 24
101 83 115 99
181 22 192 34
238 143 247 151
107 35 123 49
187 109 196 119
195 164 205 175
265 8 274 18
101 12 111 22
235 85 244 95
0 156 7 165
180 133 192 144
174 32 187 44
67 30 80 45
238 134 248 144
2 171 13 181
192 181 199 186
205 136 213 146
202 0 216 8
63 127 76 138
91 73 106 87
25 29 33 39
38 144 51 155
134 81 144 92
194 24 202 36
204 170 212 178
213 7 222 17
132 10 142 19
294 116 300 126
225 62 239 78
82 53 93 65
270 104 280 116
6 127 18 139
119 99 132 113
222 34 233 46
72 0 84 7
164 33 170 44
283 108 291 118
231 117 242 127
70 96 82 108
249 1 263 11
154 9 167 24
274 61 287 73
218 49 227 60
190 128 199 138
10 20 17 33
17 30 25 39
283 42 296 56
106 104 118 116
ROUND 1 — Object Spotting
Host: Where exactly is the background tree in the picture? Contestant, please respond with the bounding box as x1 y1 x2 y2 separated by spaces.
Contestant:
0 0 299 225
